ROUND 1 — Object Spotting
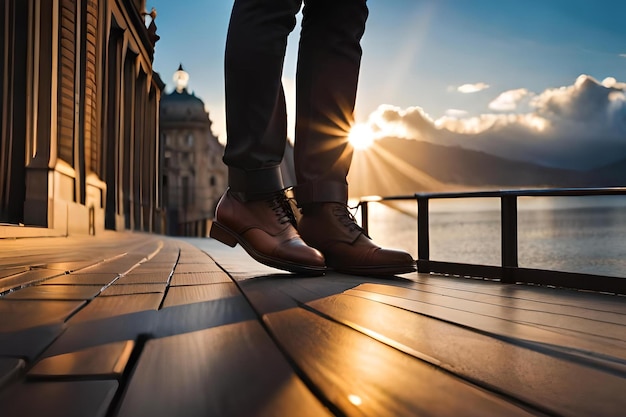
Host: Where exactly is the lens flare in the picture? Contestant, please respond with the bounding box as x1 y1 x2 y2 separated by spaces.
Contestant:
348 123 375 150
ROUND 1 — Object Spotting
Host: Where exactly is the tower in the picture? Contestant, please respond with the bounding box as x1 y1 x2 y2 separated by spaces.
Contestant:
159 66 227 236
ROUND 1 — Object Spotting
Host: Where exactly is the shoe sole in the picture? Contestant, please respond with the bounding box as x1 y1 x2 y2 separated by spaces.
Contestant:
209 221 326 276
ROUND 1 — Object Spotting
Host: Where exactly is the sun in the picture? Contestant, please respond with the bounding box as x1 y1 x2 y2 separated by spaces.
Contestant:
348 123 375 150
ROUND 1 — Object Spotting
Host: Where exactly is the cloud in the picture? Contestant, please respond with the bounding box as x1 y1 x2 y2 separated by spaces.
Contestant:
457 82 490 93
369 105 436 140
366 75 626 169
620 53 626 58
600 76 626 90
488 88 532 112
530 75 626 123
444 109 468 118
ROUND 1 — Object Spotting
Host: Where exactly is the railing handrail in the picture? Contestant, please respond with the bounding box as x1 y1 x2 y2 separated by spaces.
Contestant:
359 187 626 295
360 186 626 202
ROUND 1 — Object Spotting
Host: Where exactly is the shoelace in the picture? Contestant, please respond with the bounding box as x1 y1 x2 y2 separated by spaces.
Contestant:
332 204 368 236
267 192 297 227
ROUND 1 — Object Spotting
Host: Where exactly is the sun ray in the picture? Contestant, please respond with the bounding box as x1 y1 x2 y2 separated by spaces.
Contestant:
348 139 450 199
348 123 376 150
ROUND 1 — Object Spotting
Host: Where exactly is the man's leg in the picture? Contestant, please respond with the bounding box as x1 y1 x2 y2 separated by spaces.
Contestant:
211 0 325 274
293 0 368 204
294 0 415 275
223 0 301 197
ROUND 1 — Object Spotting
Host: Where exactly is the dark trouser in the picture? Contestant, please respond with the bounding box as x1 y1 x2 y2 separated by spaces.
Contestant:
223 0 368 205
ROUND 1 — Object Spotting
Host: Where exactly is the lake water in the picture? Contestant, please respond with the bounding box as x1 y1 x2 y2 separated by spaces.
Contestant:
358 196 626 278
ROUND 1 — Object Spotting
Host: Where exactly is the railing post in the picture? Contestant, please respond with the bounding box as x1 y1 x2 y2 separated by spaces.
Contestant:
501 195 518 283
360 201 369 235
417 197 430 273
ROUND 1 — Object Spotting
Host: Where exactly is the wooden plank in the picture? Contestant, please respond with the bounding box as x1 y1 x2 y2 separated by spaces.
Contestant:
162 283 241 308
386 279 626 325
116 321 331 417
345 287 626 363
100 283 166 296
307 293 626 417
176 255 216 264
0 266 29 278
33 261 100 273
0 324 64 359
0 269 65 293
146 253 180 265
0 300 85 332
82 262 143 275
0 357 25 389
170 271 232 286
116 272 171 284
176 255 213 265
174 263 223 273
45 294 257 358
413 274 626 314
0 380 117 417
132 262 176 272
265 307 535 417
3 284 103 300
352 283 626 341
43 272 119 286
175 248 213 264
68 294 163 324
191 239 284 280
29 340 133 379
239 275 361 315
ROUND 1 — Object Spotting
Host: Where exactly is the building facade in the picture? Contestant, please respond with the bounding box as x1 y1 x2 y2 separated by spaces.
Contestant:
160 66 227 236
0 0 164 236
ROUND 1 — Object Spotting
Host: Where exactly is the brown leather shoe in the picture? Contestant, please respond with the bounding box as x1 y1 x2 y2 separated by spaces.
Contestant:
298 203 416 276
209 189 326 275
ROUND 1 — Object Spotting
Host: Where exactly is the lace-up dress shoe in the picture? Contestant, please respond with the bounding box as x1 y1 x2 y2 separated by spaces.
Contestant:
298 203 416 276
209 190 326 275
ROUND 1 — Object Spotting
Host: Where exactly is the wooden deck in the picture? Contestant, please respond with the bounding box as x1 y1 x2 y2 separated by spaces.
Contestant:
0 232 625 416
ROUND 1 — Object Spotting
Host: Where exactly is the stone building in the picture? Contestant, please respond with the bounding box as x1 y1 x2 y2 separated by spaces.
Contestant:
0 0 164 237
159 66 226 236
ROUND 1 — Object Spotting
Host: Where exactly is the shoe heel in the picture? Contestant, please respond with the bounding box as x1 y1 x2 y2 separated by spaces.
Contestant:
209 222 238 247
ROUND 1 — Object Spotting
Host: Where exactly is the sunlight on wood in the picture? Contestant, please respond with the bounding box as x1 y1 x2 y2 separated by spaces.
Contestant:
348 394 363 406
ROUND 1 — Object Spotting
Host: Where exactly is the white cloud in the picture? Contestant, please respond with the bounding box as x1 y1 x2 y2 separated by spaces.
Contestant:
368 105 435 141
601 76 626 90
457 82 490 93
488 88 532 112
602 77 617 87
620 53 626 58
444 109 468 118
365 75 626 169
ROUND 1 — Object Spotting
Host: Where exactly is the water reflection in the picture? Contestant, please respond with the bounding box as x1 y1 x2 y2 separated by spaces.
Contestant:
364 196 626 277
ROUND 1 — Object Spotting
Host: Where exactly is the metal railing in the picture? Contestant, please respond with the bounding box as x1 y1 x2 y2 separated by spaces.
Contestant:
360 187 626 295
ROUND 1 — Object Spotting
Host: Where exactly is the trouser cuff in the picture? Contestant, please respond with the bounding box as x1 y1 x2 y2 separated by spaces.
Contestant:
294 181 348 206
228 165 285 199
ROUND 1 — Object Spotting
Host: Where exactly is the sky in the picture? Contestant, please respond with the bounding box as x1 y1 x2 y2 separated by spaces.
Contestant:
148 0 626 170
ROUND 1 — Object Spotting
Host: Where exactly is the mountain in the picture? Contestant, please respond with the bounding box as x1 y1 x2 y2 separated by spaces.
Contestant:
282 137 624 199
588 158 626 186
347 137 624 197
